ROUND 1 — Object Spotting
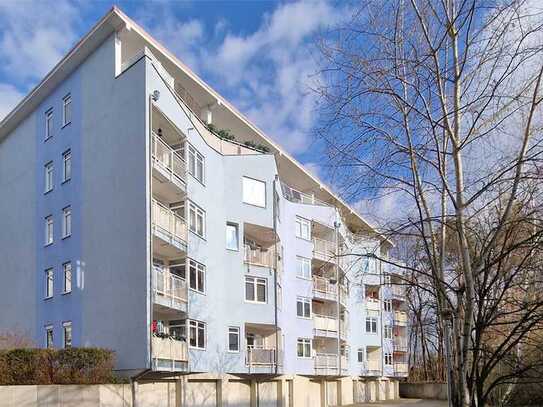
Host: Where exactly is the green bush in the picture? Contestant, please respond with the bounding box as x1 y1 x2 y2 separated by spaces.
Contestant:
0 348 116 385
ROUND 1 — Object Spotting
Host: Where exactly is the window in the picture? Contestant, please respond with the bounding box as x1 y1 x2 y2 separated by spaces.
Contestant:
62 94 72 126
45 216 53 245
63 322 72 348
169 319 186 339
63 262 72 293
188 201 205 237
384 273 392 287
62 150 71 182
295 216 311 240
226 223 239 250
189 320 206 349
44 162 54 193
45 268 54 298
245 276 267 303
45 109 53 140
357 348 364 363
384 352 393 366
45 325 54 348
242 176 266 207
296 256 311 279
188 144 204 183
62 207 72 238
366 316 378 333
384 299 392 312
228 327 240 352
188 259 205 293
296 297 311 318
297 338 312 358
384 325 392 339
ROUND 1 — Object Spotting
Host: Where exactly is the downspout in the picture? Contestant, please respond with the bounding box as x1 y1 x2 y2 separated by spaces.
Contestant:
335 220 341 377
273 175 279 375
379 256 384 379
148 93 155 371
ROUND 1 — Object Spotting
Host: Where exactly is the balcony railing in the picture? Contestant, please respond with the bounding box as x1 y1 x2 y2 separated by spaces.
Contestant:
363 360 381 375
152 133 186 189
391 284 406 300
313 276 338 301
244 245 274 268
313 237 336 261
152 199 187 250
366 298 381 311
393 337 408 352
246 347 282 367
394 362 409 376
314 314 339 335
394 311 409 326
314 353 348 374
153 266 188 311
280 182 331 207
152 335 188 371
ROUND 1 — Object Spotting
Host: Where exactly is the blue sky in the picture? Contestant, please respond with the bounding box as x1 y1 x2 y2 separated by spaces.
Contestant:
0 0 351 182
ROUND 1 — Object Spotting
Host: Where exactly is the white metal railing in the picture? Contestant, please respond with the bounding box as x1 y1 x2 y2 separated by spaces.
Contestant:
391 284 406 298
394 336 408 351
280 182 331 207
152 199 187 247
364 359 381 373
244 245 274 268
313 275 338 299
394 362 409 374
314 314 339 333
366 297 381 311
246 347 282 366
152 133 186 185
153 266 188 307
394 311 408 325
313 237 336 260
152 335 188 364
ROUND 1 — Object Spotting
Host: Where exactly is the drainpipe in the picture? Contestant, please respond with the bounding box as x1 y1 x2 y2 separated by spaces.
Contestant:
334 220 341 377
273 175 279 375
379 257 384 379
148 93 156 371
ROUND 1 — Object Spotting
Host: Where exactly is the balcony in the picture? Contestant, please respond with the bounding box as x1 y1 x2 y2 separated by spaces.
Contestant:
246 347 282 368
394 311 409 326
362 359 381 376
152 335 188 372
313 237 336 262
280 182 331 207
393 337 408 352
244 245 274 268
152 133 186 199
314 353 348 375
314 314 338 338
366 298 381 311
394 362 409 377
152 266 187 313
391 284 406 301
152 199 187 256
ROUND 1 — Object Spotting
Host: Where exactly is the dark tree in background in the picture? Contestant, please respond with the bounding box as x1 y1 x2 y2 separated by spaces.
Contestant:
314 0 543 405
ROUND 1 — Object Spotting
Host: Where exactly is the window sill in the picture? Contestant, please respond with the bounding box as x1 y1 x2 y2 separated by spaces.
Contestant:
45 136 53 142
296 356 313 359
242 201 266 209
189 230 206 241
61 122 71 129
244 300 267 305
296 275 312 281
62 234 71 240
189 288 206 295
44 189 53 195
44 242 53 248
295 236 312 242
62 291 72 295
297 316 312 320
44 296 53 301
226 247 239 252
61 178 71 185
189 346 206 351
189 174 206 187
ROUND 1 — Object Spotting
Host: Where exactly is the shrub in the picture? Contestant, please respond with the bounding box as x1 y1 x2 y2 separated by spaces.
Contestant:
0 348 116 385
217 129 235 141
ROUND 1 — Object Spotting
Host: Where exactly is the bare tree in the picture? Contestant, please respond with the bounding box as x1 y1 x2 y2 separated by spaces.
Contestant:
314 1 543 406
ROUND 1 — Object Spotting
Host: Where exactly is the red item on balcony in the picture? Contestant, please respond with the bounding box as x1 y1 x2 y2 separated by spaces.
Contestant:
152 320 157 333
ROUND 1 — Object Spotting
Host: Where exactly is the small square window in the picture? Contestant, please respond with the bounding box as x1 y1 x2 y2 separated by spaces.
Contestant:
62 94 72 126
296 256 311 279
242 176 266 207
228 326 240 352
188 259 205 294
296 338 312 358
189 319 206 349
245 276 267 303
295 216 311 240
296 297 311 318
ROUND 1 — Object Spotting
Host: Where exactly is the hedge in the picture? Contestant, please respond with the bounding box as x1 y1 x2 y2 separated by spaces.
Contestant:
0 348 117 385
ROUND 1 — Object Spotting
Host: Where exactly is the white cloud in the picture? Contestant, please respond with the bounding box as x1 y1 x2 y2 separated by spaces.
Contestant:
0 83 24 121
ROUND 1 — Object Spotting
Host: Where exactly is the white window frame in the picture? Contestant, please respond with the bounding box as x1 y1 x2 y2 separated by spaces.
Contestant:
227 326 240 353
357 348 364 363
366 316 378 334
296 256 311 280
188 201 205 238
45 325 54 348
45 109 53 140
45 216 53 246
62 94 72 126
188 258 205 294
296 338 312 358
188 319 206 350
45 268 54 299
188 144 204 184
44 161 54 193
384 299 392 312
62 206 72 238
295 216 311 240
384 352 393 366
62 150 72 182
384 273 392 287
62 321 72 348
226 222 239 251
245 276 267 303
384 325 392 339
63 262 72 294
296 297 311 318
242 176 266 208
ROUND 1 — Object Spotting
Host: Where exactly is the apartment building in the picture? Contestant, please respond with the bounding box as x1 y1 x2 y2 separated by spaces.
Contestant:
0 7 408 406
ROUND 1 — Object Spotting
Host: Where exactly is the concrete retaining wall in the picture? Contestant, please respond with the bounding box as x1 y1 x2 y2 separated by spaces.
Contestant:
0 375 401 407
399 383 448 400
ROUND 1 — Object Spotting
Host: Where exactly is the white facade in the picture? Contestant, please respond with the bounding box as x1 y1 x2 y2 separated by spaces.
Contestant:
0 7 408 386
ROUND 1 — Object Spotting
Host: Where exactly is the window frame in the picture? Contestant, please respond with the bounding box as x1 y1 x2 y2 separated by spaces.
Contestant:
188 201 205 238
63 262 72 294
44 161 54 193
62 321 72 348
242 176 267 208
188 319 206 350
188 144 205 184
188 258 205 294
62 94 72 127
295 216 311 240
384 299 393 312
227 326 240 353
62 149 72 183
225 222 239 251
357 348 364 363
45 109 53 141
365 316 378 334
245 276 267 304
45 268 54 299
296 297 312 319
296 256 312 280
384 325 392 339
384 352 393 366
45 215 53 246
45 325 54 348
62 206 72 238
296 338 312 358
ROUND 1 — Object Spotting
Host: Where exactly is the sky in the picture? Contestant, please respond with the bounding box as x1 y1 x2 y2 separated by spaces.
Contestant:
0 0 351 184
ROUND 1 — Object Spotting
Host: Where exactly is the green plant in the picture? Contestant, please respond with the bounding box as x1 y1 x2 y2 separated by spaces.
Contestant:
217 129 235 141
206 123 217 133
